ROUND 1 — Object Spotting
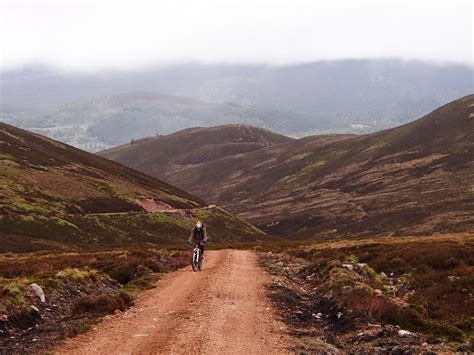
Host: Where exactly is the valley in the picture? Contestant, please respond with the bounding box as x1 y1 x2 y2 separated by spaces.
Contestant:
101 95 474 239
1 97 473 353
1 1 472 352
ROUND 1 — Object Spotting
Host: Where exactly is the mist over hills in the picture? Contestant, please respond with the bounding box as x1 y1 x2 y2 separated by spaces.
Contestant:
101 95 474 239
4 92 313 152
1 59 472 151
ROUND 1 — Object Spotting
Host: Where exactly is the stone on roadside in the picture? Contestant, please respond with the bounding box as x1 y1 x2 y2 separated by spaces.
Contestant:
30 305 40 314
342 264 354 271
29 283 45 303
398 329 413 337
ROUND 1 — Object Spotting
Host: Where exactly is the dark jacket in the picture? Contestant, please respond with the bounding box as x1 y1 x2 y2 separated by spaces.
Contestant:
188 226 209 243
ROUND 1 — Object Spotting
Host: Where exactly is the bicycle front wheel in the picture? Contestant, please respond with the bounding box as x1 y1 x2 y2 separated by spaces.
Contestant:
191 250 200 272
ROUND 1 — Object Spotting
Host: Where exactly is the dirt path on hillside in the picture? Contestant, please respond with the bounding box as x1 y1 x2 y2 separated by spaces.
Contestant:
65 204 217 217
55 250 290 354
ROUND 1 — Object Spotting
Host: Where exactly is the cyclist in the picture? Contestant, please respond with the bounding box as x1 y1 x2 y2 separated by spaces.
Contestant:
188 220 208 258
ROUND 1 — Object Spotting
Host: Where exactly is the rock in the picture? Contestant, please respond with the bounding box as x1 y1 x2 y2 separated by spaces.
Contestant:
380 272 388 279
29 283 45 303
398 329 413 337
374 289 383 296
30 305 40 314
336 312 343 319
368 323 382 328
312 312 323 319
356 263 367 269
342 264 354 271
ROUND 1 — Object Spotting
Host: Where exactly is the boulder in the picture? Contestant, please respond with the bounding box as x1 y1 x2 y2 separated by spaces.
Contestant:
29 283 45 303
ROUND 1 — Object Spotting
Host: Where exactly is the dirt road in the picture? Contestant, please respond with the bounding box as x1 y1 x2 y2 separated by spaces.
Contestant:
56 250 290 354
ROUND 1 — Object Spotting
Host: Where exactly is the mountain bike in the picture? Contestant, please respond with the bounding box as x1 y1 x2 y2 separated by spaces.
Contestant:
191 242 204 272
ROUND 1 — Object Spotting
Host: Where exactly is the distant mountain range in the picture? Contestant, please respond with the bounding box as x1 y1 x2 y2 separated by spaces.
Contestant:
1 92 314 152
101 95 474 239
1 59 472 151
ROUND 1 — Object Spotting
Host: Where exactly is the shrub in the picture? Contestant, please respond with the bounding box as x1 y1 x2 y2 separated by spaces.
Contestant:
71 293 133 316
354 295 397 321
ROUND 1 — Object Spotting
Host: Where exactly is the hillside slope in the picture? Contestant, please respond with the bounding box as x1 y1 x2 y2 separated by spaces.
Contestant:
101 124 294 188
0 123 265 252
102 95 474 239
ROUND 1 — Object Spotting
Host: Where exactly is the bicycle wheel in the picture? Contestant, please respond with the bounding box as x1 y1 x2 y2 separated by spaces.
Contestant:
191 249 200 272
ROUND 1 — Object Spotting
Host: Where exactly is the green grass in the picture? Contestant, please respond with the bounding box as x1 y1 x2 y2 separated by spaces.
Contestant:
56 267 99 280
2 276 35 305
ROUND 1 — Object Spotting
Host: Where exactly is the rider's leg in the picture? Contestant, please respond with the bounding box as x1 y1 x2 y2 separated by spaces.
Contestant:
199 244 205 258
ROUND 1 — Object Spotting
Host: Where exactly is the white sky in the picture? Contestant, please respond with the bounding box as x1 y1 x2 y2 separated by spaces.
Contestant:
0 0 472 71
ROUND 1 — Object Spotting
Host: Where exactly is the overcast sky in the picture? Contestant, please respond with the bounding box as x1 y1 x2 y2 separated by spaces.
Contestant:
0 0 472 71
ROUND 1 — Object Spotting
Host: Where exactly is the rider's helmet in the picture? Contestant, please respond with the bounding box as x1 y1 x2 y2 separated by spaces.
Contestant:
195 221 203 230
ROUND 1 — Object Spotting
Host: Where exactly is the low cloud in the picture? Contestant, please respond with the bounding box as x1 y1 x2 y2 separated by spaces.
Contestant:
1 0 472 71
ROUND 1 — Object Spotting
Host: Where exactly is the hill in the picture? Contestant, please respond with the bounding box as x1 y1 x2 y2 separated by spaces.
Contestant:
101 124 294 188
101 95 474 239
0 123 265 252
2 59 472 151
